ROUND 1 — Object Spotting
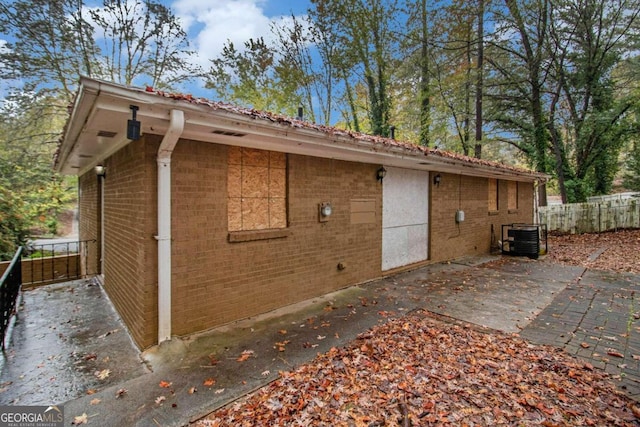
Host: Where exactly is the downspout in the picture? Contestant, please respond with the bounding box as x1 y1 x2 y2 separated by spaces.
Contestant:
156 109 185 344
534 179 540 224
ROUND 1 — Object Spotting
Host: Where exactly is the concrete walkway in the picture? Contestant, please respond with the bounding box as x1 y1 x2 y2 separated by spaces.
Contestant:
0 255 638 426
520 268 640 399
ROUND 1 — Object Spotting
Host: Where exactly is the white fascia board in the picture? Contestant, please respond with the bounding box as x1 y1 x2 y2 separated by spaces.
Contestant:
60 77 548 183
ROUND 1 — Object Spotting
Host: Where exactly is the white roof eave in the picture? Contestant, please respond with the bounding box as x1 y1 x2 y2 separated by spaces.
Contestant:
56 77 549 183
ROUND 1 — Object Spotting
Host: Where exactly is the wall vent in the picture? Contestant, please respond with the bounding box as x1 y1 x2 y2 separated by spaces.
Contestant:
97 130 117 138
212 129 246 137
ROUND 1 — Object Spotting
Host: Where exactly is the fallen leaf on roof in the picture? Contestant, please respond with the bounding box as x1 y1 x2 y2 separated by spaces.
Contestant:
89 398 101 405
188 387 197 394
159 380 172 388
203 378 216 387
115 388 127 398
155 395 166 405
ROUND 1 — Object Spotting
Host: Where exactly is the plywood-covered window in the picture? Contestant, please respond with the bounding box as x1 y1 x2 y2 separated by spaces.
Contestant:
227 146 286 232
488 178 498 212
507 181 519 211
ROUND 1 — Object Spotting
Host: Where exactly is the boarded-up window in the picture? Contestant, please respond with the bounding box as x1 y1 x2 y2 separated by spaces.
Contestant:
228 147 286 231
508 181 518 210
488 179 498 211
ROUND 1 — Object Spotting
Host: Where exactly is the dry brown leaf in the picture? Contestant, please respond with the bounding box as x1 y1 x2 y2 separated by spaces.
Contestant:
237 350 254 362
194 311 640 427
72 413 88 425
607 350 624 358
95 369 110 380
89 398 101 405
203 378 216 387
159 380 172 388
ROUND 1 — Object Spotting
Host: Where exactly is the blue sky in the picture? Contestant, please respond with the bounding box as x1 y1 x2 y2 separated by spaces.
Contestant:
0 1 312 98
167 0 311 72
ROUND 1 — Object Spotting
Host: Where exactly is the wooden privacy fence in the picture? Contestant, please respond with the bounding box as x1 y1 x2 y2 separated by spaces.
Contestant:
539 198 640 234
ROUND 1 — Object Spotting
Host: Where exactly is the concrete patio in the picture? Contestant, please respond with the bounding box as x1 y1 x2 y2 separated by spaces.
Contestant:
1 254 638 426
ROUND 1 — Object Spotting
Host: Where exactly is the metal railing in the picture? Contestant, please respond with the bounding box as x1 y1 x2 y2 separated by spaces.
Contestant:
21 240 98 287
0 247 22 350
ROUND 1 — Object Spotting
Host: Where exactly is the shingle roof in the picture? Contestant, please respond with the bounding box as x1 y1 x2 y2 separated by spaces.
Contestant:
146 86 545 179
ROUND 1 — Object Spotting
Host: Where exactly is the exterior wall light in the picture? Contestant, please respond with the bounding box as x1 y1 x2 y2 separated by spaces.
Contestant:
433 173 441 187
319 202 332 222
95 165 106 177
127 105 141 140
376 166 387 182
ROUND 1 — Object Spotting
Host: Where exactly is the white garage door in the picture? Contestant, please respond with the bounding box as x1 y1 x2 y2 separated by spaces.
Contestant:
382 167 429 271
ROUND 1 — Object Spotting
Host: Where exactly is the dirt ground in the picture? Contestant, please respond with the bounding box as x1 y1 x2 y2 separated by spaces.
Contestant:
546 228 640 274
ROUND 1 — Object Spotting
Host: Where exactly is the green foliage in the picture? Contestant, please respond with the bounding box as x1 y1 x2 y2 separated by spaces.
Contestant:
563 179 588 204
206 37 303 115
0 185 28 261
0 97 76 239
623 141 640 190
0 0 196 247
0 0 199 100
0 0 639 213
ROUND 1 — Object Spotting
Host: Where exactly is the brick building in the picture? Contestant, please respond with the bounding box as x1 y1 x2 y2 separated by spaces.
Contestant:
55 78 547 350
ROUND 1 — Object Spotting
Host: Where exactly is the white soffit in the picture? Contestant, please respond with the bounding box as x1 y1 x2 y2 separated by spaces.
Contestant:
57 78 546 183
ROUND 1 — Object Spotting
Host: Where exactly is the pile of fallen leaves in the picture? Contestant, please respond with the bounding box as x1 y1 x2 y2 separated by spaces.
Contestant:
195 311 639 426
547 229 640 274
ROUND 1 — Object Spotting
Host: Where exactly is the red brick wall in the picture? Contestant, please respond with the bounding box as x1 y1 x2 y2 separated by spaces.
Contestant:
429 172 534 262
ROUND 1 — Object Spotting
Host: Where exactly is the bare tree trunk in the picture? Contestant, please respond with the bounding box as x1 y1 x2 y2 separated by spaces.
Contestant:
419 0 431 146
474 0 484 159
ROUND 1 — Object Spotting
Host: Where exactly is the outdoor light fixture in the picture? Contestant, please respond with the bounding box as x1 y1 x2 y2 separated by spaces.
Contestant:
320 202 332 217
127 105 141 140
95 165 106 177
376 166 387 182
318 202 332 222
433 173 441 187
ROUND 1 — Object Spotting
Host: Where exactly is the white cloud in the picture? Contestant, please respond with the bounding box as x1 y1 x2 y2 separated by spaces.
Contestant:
171 0 276 70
